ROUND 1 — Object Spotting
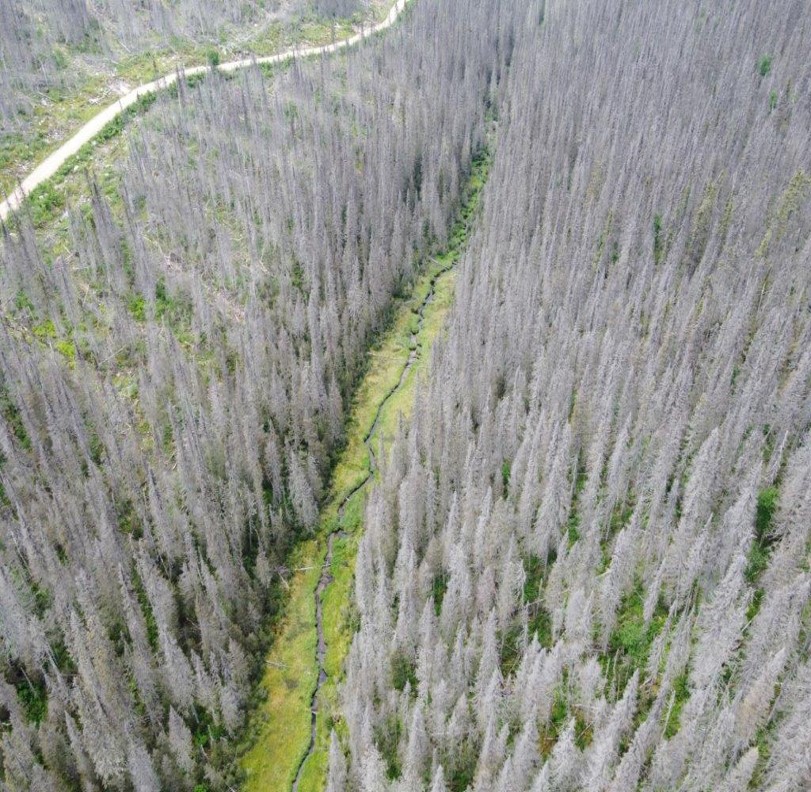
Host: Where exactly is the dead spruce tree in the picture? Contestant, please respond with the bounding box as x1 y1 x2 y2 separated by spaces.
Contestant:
337 0 811 789
0 0 514 787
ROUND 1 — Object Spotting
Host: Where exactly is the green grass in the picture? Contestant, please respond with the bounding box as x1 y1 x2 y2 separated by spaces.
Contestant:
240 536 323 791
603 580 669 696
539 682 570 757
242 254 462 792
663 671 689 738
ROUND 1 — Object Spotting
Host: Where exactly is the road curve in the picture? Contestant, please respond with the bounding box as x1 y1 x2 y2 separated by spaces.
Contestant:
0 0 410 222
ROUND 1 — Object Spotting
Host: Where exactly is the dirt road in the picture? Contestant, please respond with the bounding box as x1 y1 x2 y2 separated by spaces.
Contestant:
0 0 410 222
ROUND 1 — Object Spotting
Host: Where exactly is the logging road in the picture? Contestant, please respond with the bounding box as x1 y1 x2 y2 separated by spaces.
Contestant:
0 0 411 222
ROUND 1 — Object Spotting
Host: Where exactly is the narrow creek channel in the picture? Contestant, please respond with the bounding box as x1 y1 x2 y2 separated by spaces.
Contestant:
290 261 455 791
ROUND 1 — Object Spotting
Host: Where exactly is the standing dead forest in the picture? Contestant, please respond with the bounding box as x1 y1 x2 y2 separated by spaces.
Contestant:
1 0 810 791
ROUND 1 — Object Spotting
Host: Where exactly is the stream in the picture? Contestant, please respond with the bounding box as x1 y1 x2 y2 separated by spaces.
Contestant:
290 261 454 791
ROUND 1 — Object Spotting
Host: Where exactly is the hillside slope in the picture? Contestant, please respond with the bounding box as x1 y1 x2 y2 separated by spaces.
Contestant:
0 0 506 786
335 0 811 789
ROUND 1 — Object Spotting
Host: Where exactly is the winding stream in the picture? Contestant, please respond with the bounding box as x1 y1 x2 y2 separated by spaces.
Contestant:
291 261 454 790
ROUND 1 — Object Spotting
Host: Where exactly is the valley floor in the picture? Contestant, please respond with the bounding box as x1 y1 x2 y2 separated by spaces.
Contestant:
241 146 491 792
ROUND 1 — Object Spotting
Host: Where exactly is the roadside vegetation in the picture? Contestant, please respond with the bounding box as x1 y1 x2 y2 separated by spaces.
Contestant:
0 0 388 197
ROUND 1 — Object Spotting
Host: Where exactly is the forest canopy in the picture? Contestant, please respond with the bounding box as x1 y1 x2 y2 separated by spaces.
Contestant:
1 0 810 790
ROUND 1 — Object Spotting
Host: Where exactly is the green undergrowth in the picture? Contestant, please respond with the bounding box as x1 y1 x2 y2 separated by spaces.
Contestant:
523 554 554 648
16 675 48 726
3 0 407 391
241 143 492 792
663 671 689 738
607 581 669 689
4 64 295 387
511 490 671 764
239 257 458 791
19 91 157 231
4 1 408 391
483 438 784 772
745 485 779 621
